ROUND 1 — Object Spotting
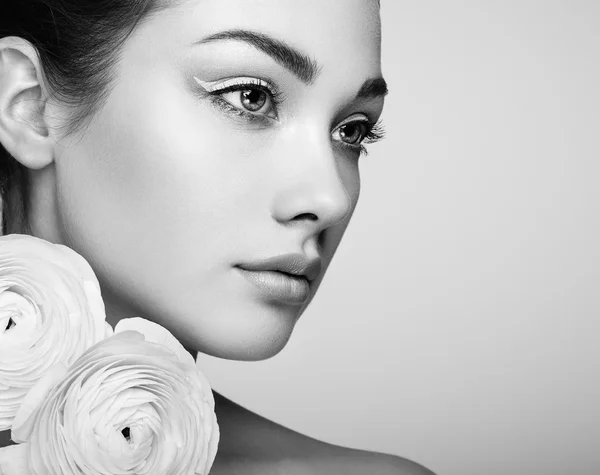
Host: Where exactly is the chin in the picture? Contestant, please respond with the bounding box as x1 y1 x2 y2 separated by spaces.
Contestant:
217 334 293 361
191 322 296 361
163 298 304 362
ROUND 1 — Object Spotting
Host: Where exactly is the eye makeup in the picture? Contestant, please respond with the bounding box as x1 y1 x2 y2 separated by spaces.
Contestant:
332 115 386 157
192 75 385 156
194 76 283 125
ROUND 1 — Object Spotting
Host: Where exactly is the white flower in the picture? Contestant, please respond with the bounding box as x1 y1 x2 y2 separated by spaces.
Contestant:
0 234 111 431
0 444 28 474
12 318 220 475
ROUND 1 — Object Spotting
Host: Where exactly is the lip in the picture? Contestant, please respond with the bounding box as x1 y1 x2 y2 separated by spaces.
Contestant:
235 254 323 305
236 254 322 281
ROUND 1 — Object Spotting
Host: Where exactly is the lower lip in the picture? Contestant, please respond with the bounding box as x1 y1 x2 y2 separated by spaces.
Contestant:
236 267 311 304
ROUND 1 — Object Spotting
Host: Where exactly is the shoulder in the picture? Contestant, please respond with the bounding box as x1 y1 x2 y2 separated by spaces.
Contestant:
300 446 437 475
211 392 436 475
212 452 436 475
362 453 437 475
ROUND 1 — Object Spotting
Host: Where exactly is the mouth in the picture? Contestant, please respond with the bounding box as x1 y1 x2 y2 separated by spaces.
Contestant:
236 253 322 281
235 253 322 304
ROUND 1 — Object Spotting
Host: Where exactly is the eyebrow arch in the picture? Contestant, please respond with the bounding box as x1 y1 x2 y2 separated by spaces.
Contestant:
194 29 320 84
356 77 389 100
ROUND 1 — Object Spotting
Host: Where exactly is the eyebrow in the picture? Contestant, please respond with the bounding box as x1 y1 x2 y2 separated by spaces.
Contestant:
194 29 320 84
356 77 389 100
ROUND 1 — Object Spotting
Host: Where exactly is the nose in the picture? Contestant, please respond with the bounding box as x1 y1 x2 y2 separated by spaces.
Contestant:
270 126 354 233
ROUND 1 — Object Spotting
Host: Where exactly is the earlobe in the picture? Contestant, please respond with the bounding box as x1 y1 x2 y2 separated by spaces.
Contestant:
0 37 54 170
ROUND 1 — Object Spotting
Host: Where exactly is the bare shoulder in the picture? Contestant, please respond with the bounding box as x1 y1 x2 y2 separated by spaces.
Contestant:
302 445 437 475
211 392 436 475
357 451 437 475
212 450 437 475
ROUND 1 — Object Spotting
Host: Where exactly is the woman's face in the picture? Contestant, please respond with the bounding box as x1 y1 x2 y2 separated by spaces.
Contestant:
50 0 386 360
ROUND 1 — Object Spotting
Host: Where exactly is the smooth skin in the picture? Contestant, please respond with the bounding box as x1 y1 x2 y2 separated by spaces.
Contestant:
0 0 435 472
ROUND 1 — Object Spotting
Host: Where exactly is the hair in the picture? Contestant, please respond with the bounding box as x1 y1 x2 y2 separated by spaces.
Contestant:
0 0 174 235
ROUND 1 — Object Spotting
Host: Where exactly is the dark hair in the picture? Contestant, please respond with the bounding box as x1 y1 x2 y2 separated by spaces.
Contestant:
0 0 172 235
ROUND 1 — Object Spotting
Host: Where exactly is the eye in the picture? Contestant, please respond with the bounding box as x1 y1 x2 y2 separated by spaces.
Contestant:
332 116 373 147
220 88 274 116
194 76 281 121
338 122 369 145
332 116 386 156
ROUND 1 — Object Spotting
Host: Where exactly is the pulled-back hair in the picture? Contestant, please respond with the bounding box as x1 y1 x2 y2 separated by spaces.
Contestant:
0 0 171 234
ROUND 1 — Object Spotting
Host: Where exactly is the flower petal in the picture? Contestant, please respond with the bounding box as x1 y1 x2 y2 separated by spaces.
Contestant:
11 363 68 443
115 318 196 367
0 234 109 430
0 444 30 474
22 326 219 474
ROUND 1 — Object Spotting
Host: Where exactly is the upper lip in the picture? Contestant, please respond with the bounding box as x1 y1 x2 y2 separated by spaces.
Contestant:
236 253 323 281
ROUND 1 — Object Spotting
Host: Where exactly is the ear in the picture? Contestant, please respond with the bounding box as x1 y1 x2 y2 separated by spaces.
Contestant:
0 36 54 170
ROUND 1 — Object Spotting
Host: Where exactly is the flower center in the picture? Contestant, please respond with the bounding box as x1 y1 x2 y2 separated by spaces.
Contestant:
5 317 15 331
121 427 131 443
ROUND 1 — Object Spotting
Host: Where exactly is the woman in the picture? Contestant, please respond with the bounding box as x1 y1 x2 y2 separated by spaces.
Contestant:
0 0 434 473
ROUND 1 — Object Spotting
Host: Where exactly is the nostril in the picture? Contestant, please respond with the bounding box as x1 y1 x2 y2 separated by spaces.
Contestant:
293 212 318 222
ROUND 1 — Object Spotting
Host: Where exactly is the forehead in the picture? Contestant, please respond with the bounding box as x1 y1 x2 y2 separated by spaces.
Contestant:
157 0 382 76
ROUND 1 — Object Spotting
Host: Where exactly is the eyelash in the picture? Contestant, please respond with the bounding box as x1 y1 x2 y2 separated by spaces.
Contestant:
344 120 386 157
195 77 386 156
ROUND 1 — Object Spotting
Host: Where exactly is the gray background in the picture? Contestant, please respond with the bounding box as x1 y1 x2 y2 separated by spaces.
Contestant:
198 2 600 474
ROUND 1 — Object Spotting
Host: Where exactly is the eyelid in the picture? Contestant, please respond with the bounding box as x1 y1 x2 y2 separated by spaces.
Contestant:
334 113 371 130
193 75 281 124
193 76 278 94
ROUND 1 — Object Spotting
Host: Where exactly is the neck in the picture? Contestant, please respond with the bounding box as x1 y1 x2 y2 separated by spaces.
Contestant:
102 288 140 328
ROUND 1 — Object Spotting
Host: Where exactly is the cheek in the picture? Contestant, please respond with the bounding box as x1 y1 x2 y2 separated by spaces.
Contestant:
345 158 361 205
338 151 362 219
52 76 255 302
